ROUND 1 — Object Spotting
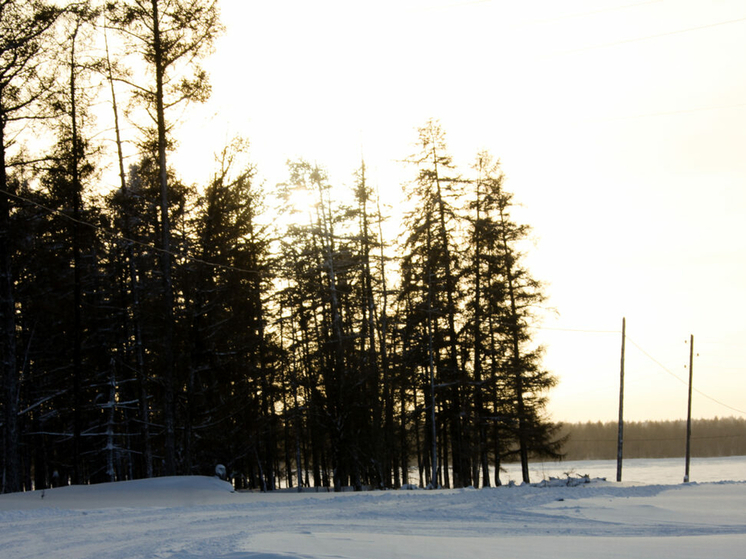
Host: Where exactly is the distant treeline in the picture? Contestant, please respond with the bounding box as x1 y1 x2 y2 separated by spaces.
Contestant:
558 417 746 460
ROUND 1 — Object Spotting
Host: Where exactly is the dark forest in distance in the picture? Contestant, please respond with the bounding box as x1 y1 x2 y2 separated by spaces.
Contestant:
559 417 746 461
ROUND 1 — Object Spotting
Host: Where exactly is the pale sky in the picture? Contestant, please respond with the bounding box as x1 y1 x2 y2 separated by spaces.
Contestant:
172 0 746 424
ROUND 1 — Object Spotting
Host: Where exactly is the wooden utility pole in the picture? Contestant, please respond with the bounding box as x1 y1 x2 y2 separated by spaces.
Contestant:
616 317 626 482
684 334 694 482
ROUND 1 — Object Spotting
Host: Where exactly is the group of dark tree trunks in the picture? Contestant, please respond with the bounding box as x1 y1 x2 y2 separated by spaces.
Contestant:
0 0 560 494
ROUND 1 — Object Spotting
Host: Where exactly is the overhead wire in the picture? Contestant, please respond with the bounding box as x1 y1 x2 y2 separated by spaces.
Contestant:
626 336 746 416
535 325 746 417
549 14 746 57
6 183 746 416
585 102 746 124
516 0 664 26
418 0 746 57
571 433 746 443
4 0 745 415
538 326 620 334
409 1 746 125
0 185 259 275
418 0 663 20
625 337 688 387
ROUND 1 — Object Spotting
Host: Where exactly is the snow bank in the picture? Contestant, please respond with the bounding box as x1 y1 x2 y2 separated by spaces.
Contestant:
0 475 234 511
1 475 744 559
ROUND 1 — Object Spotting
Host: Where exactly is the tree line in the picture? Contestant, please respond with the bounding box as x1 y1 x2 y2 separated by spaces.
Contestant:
0 0 561 494
559 417 746 460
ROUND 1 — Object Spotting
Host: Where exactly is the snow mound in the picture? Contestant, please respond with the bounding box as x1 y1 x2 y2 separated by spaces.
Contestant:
0 475 234 511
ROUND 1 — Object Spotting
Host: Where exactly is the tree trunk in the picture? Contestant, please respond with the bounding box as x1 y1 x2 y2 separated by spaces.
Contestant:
498 205 530 484
151 0 177 476
104 22 153 477
69 25 84 485
0 117 21 494
424 213 438 488
432 150 469 488
472 174 490 488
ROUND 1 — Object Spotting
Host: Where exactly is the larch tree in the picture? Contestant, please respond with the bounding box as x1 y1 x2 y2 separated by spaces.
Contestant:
53 0 102 486
105 0 222 475
0 0 62 494
186 138 274 485
485 152 563 483
400 119 470 488
352 160 390 487
462 151 499 487
296 161 358 491
101 15 155 478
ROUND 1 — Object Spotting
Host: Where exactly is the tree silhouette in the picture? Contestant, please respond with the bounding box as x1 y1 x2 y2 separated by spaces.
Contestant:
1 0 63 494
105 0 222 474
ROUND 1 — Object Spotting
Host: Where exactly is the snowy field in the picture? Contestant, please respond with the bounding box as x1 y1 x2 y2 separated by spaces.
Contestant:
1 457 745 559
501 454 746 485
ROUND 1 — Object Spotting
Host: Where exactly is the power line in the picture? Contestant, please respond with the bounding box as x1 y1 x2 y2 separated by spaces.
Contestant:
6 183 746 417
695 391 745 417
519 0 664 26
419 0 663 20
0 186 259 275
539 326 746 417
551 15 746 57
627 336 746 417
626 337 687 386
587 102 746 124
539 326 620 334
571 433 746 443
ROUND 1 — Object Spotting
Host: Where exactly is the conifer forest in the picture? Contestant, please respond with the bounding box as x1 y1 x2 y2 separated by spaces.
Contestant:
0 0 563 493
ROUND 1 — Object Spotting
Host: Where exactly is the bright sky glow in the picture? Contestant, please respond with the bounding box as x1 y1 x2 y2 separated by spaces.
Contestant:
170 0 746 423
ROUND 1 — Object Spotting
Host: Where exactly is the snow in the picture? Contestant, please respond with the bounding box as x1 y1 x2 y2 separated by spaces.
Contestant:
1 468 745 559
502 454 746 485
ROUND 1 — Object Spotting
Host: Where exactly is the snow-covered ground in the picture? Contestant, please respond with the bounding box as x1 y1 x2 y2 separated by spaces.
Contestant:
501 454 746 485
1 458 745 559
